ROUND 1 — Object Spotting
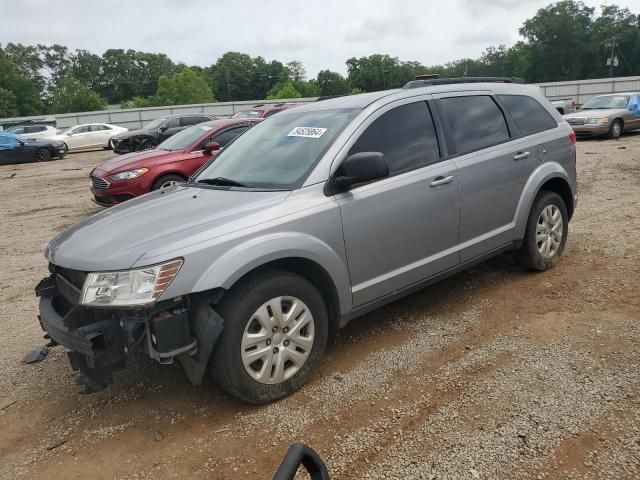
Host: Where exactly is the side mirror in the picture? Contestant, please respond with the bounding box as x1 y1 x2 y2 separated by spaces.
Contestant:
333 152 388 191
159 126 168 132
203 141 221 153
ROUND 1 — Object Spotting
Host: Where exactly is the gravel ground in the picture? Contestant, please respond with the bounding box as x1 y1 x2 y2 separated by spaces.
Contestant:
0 135 639 479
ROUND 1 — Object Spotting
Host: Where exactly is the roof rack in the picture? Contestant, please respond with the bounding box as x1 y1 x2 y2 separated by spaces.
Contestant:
403 76 525 89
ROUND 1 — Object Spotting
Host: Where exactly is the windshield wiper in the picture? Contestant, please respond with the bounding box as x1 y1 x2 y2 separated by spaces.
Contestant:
197 177 251 188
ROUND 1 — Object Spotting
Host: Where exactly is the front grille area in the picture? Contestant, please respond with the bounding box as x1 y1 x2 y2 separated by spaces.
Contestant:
566 117 586 126
54 266 88 290
91 175 109 190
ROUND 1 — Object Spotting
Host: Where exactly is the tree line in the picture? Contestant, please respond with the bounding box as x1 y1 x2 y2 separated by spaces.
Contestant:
0 1 638 117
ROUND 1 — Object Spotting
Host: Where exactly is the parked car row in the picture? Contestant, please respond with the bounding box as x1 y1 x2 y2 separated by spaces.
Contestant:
562 92 640 139
90 118 261 205
36 77 580 404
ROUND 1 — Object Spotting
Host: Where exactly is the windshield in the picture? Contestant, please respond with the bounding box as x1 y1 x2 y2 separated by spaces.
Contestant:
5 126 21 133
582 95 629 110
195 108 358 189
231 110 262 119
159 124 212 151
143 118 167 130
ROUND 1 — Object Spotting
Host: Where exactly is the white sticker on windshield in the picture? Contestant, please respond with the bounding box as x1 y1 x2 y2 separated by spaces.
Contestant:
287 126 327 139
201 126 213 131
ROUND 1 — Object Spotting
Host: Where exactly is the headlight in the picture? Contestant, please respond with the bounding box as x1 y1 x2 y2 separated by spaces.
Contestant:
81 259 183 307
111 168 149 180
586 117 608 125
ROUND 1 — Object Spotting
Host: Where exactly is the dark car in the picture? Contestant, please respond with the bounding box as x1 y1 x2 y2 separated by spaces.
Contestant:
231 103 297 119
0 132 66 165
110 113 217 154
90 118 261 206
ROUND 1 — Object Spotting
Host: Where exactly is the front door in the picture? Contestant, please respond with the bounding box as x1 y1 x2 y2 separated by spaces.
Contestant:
335 100 460 306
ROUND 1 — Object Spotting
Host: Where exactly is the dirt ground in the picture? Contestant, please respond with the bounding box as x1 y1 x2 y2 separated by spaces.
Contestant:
0 136 638 480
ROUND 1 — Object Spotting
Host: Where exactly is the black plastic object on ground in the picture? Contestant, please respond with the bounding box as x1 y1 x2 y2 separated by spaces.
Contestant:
22 345 48 364
272 443 330 480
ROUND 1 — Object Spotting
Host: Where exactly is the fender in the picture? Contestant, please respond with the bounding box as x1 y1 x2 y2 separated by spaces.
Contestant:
191 232 353 315
513 162 575 239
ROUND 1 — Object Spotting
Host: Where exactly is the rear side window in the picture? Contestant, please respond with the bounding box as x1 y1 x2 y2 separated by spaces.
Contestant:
25 126 45 133
498 95 557 136
439 95 510 154
264 109 282 118
349 101 440 175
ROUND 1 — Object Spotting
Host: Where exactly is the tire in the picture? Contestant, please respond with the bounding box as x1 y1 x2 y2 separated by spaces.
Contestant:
210 269 329 404
607 119 623 139
151 174 185 191
139 139 157 151
35 149 51 162
515 191 568 271
62 143 69 154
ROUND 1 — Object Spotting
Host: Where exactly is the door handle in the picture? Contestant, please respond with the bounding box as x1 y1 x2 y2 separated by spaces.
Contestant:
513 151 530 160
429 175 455 187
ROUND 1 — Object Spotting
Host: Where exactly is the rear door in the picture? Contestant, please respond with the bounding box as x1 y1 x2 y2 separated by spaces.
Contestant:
335 98 460 306
436 92 534 262
88 125 112 147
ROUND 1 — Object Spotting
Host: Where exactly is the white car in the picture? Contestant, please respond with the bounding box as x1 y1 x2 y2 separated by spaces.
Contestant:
52 123 129 152
4 124 59 139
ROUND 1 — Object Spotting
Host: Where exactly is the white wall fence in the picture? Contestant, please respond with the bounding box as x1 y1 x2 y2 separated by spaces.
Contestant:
0 98 316 130
535 76 640 105
2 75 640 129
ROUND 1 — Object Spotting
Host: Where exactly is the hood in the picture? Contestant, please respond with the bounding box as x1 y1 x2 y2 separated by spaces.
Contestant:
94 149 186 173
45 185 290 271
112 129 154 140
564 108 626 118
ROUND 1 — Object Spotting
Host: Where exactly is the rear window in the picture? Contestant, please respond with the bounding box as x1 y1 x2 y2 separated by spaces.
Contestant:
499 95 557 136
439 95 510 154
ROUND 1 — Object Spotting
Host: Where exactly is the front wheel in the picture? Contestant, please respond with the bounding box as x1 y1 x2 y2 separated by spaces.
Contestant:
139 139 157 151
515 191 568 271
210 269 329 404
151 174 185 191
607 119 622 139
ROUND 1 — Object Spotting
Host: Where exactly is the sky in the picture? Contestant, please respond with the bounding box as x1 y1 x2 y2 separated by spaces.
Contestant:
1 0 638 78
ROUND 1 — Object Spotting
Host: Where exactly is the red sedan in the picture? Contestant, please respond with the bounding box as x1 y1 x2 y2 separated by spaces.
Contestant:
90 118 260 206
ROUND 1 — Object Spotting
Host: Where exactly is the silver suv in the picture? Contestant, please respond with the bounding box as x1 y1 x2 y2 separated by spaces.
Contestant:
36 80 577 403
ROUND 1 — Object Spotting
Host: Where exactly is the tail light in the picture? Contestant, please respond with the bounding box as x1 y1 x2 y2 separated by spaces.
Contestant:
569 129 576 145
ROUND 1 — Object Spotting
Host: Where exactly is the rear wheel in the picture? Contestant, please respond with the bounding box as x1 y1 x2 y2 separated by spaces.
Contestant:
151 174 185 191
210 269 329 404
607 119 623 139
515 191 568 271
35 149 51 162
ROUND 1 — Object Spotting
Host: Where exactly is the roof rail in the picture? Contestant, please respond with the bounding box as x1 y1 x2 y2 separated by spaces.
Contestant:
403 76 525 89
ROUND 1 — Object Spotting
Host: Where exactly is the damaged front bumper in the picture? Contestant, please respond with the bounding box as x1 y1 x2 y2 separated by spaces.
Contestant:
35 268 223 392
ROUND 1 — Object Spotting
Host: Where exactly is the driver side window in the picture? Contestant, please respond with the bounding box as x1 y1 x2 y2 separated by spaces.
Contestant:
164 118 180 129
348 101 441 175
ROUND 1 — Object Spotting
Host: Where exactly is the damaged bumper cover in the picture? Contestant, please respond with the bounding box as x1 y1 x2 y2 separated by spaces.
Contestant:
35 270 223 391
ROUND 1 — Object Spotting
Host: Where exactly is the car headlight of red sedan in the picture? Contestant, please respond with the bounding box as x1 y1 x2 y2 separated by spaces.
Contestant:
111 168 149 180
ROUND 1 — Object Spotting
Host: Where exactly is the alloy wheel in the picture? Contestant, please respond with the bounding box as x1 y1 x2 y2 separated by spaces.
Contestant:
536 204 563 259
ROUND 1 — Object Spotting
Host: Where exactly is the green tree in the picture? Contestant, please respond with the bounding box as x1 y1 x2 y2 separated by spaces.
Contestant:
0 47 43 115
267 82 301 99
48 75 107 113
519 1 595 81
0 87 17 117
209 52 254 101
286 60 306 82
154 68 214 105
316 70 350 96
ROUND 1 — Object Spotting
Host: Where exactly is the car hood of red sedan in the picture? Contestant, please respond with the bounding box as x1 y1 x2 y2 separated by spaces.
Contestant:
97 149 192 174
